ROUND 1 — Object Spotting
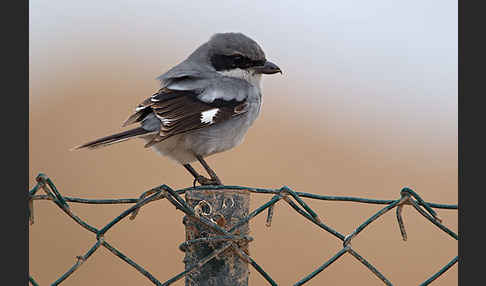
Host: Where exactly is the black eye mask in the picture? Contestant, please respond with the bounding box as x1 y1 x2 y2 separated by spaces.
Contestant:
210 54 266 71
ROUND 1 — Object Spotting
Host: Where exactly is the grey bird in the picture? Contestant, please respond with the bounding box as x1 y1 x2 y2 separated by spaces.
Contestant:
73 32 282 186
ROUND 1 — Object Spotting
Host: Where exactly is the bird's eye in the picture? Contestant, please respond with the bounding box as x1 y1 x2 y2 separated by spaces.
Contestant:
233 55 254 69
233 56 242 66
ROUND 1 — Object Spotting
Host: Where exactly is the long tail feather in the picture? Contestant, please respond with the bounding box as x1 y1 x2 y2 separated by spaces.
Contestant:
71 127 154 150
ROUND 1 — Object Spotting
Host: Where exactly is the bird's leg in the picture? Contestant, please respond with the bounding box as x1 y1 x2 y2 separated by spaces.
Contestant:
196 156 223 185
183 163 219 187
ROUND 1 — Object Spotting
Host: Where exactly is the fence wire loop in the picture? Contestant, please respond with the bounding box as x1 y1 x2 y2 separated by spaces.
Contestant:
130 189 164 220
401 187 442 223
396 192 415 241
265 204 275 227
29 174 457 286
194 200 213 217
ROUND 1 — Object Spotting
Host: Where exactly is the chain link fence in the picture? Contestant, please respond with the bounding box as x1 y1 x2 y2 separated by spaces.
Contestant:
28 173 458 285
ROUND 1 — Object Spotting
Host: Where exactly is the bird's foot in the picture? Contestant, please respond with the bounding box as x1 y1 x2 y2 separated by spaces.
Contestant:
194 175 222 187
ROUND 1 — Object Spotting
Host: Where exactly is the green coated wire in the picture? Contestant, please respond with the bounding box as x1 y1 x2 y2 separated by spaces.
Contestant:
29 174 458 286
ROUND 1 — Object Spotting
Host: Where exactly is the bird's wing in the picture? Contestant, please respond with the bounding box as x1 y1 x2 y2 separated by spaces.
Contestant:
122 75 254 147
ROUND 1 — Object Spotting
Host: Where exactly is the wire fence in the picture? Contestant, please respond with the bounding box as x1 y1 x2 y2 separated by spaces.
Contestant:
28 173 458 286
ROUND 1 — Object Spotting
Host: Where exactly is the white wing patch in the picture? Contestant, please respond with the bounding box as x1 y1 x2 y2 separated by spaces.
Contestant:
156 114 174 126
150 95 161 102
200 108 219 124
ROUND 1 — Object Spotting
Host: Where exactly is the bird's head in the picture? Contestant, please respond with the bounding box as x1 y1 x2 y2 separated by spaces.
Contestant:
201 33 282 85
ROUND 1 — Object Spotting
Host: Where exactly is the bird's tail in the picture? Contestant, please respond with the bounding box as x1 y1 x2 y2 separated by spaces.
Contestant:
71 127 155 150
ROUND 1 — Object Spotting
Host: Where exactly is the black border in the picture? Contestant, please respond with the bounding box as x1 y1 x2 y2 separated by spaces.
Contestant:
459 1 482 285
7 0 29 284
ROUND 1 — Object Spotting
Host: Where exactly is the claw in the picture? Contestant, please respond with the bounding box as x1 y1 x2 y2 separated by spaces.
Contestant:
196 175 222 186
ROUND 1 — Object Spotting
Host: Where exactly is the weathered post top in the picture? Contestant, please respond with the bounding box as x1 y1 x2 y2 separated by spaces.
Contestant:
183 189 251 286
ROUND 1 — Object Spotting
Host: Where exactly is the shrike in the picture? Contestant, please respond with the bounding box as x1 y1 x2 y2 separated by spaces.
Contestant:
74 32 282 186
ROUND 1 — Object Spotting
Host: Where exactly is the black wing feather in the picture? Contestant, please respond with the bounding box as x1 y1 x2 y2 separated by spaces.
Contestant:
123 87 249 147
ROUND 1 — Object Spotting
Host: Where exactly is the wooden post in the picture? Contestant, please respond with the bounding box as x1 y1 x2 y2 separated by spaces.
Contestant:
183 189 250 286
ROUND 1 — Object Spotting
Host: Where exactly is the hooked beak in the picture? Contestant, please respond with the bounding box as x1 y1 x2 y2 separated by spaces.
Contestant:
254 60 282 75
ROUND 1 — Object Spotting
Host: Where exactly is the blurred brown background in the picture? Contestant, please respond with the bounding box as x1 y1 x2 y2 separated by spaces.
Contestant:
29 1 457 285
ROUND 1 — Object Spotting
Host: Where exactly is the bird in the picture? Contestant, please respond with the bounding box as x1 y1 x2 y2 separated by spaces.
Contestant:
73 32 282 186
